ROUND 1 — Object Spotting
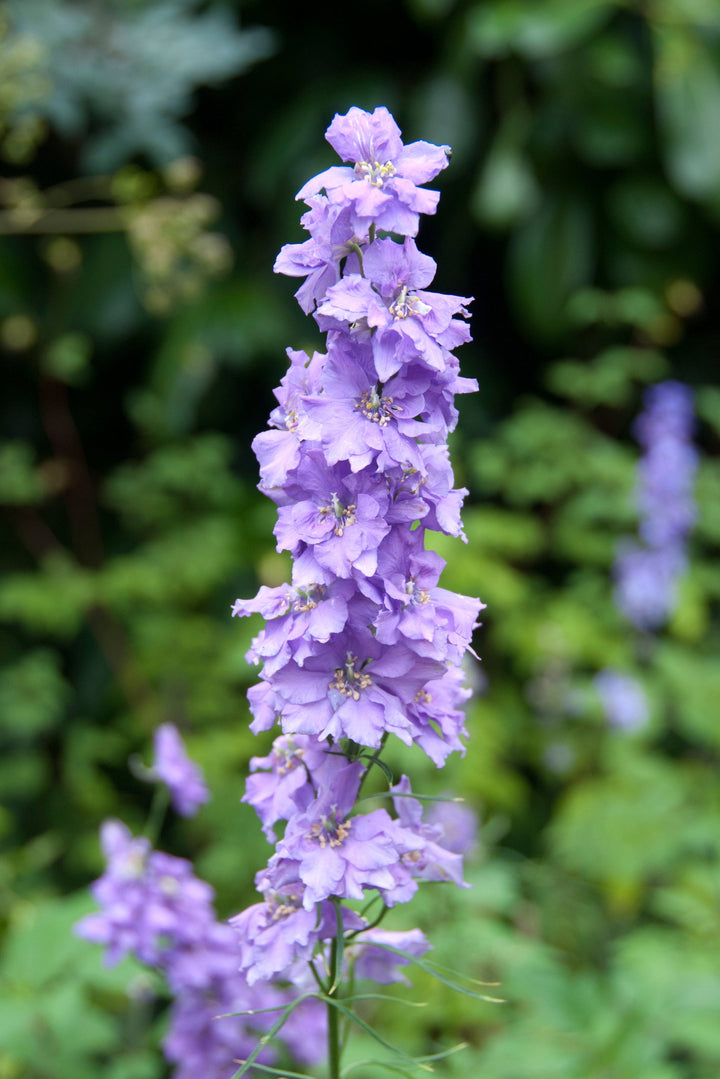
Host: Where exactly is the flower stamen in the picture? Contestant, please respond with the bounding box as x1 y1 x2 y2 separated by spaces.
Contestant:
354 159 397 187
319 493 357 536
329 652 373 700
355 385 398 427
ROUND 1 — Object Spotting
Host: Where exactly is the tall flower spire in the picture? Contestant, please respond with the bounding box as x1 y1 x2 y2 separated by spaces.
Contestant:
79 106 483 1079
233 108 484 1059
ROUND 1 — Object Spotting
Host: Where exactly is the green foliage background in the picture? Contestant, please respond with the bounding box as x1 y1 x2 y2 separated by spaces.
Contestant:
1 1 719 1076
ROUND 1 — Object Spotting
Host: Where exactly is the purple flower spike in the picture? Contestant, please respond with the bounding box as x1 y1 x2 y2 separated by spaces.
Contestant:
78 105 483 1079
152 722 210 818
614 380 697 631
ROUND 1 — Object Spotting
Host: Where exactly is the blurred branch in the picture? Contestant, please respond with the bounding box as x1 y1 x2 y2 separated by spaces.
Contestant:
0 205 124 234
38 374 104 568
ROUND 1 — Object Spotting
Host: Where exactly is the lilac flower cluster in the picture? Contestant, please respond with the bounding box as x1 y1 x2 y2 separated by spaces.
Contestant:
231 104 482 1028
614 380 697 630
76 818 326 1076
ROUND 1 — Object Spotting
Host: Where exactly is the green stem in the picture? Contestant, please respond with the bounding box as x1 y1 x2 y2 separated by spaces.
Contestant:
143 784 170 847
327 898 345 1079
356 732 388 794
327 980 341 1079
346 241 365 277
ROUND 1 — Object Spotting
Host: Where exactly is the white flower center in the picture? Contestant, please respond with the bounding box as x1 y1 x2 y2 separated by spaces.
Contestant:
354 159 397 187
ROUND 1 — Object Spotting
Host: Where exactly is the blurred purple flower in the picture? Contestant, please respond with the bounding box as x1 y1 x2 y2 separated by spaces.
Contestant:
425 799 479 856
350 927 431 985
152 722 209 817
614 380 697 630
75 820 216 967
594 669 649 731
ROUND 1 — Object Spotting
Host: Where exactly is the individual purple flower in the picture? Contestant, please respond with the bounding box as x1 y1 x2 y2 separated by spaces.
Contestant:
373 529 482 663
425 800 479 856
350 928 431 985
231 885 325 984
300 337 432 474
391 776 469 889
268 763 422 909
242 733 352 841
296 106 450 238
233 578 356 675
251 347 325 491
151 722 209 817
274 197 362 314
316 244 472 381
273 453 391 578
594 669 649 730
404 665 473 766
265 629 443 747
232 875 366 985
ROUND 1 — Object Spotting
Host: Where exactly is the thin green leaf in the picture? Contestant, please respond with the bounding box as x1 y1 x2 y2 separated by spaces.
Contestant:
360 942 505 1002
324 997 433 1072
341 1040 469 1077
217 1001 304 1019
390 792 467 804
360 754 394 784
342 1059 422 1078
358 791 466 805
338 992 428 1008
230 993 315 1078
416 1042 469 1064
329 897 344 994
243 1063 316 1079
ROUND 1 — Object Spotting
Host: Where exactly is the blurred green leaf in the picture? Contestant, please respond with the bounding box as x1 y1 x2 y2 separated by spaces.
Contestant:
0 649 69 740
507 197 594 340
654 26 720 206
472 110 539 229
41 331 92 385
467 0 613 60
0 441 45 503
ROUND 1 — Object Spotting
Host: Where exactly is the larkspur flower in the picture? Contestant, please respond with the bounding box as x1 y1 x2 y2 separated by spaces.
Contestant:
350 927 431 985
273 197 362 314
268 763 423 909
296 106 450 237
151 722 209 817
391 776 469 889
